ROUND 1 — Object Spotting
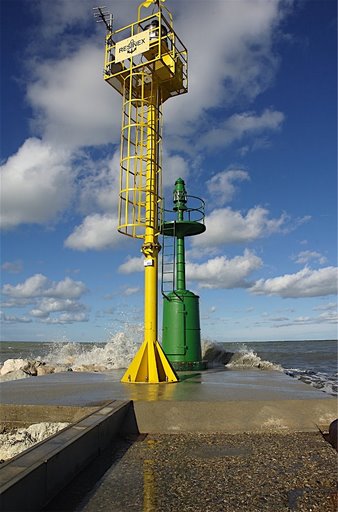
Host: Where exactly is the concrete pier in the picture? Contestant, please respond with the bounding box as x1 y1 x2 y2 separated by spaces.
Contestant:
0 368 337 511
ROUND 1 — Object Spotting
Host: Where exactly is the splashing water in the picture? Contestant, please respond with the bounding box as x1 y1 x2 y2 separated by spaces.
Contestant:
201 340 234 365
201 341 282 371
45 325 143 370
226 344 283 371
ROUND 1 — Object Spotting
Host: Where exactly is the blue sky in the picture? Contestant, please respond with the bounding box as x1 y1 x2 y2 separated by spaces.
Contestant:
1 0 337 343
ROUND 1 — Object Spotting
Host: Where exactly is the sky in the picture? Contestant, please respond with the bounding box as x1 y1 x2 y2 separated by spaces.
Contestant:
0 0 337 344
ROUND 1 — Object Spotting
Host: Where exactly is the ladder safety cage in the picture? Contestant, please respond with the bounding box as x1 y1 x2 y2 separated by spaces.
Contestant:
118 79 163 238
104 5 187 240
161 218 176 298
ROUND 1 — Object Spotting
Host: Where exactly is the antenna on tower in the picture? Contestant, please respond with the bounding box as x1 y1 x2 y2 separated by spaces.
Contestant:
93 6 112 31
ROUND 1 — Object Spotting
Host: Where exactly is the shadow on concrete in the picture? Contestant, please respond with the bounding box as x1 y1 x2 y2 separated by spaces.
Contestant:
44 434 141 511
44 403 142 511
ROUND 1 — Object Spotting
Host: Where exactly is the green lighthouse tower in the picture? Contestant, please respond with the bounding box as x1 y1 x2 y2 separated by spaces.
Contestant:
161 178 207 371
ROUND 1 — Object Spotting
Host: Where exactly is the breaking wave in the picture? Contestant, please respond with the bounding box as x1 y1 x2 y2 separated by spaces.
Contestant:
46 325 143 370
226 345 283 371
202 341 283 371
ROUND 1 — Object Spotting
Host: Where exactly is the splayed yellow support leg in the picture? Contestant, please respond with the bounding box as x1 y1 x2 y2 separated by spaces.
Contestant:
121 338 178 383
121 237 178 383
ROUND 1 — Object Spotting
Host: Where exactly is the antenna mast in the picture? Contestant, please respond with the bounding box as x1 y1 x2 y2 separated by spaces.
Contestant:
93 6 112 31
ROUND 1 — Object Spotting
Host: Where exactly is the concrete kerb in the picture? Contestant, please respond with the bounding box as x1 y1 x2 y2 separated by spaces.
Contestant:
126 398 338 434
0 400 131 512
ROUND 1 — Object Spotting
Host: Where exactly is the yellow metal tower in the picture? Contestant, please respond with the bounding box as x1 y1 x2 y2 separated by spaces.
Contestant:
95 0 188 382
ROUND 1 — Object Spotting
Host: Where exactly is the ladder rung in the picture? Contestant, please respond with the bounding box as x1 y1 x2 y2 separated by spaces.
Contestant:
161 223 175 295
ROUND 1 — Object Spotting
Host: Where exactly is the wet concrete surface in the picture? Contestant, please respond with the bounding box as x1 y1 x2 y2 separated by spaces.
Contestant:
0 368 334 406
1 369 337 511
45 431 338 512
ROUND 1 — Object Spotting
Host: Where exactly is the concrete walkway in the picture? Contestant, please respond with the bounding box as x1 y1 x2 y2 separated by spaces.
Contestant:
0 367 335 405
1 368 337 511
1 368 336 433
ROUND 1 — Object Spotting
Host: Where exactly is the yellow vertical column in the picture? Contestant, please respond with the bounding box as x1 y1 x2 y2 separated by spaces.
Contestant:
143 98 159 343
142 97 160 381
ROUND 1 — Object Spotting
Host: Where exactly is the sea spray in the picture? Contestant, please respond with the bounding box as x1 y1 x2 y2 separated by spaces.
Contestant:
226 344 283 371
201 339 234 365
46 324 143 370
201 340 283 371
0 324 143 380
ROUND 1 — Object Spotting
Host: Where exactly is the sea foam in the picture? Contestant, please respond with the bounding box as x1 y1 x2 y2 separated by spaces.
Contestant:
226 344 283 371
45 325 143 370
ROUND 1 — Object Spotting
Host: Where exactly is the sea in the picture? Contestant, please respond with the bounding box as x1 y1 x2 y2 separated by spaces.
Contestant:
0 336 337 396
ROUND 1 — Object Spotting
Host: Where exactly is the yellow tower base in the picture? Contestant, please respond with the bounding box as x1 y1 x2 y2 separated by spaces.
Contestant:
121 339 178 383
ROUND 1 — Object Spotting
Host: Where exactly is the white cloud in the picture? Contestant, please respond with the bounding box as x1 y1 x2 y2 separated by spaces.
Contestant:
27 45 119 148
1 261 23 274
118 256 144 274
272 311 338 327
77 152 120 215
313 302 337 312
2 274 49 299
186 249 262 289
1 314 32 324
35 0 94 39
316 311 338 324
123 287 141 296
35 0 138 40
1 274 88 324
2 274 87 300
0 138 74 229
293 250 328 265
250 266 338 298
162 151 189 188
207 169 250 205
199 109 285 151
0 140 122 233
165 1 287 134
64 214 119 251
30 298 88 320
51 278 87 299
192 206 287 249
42 312 88 324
